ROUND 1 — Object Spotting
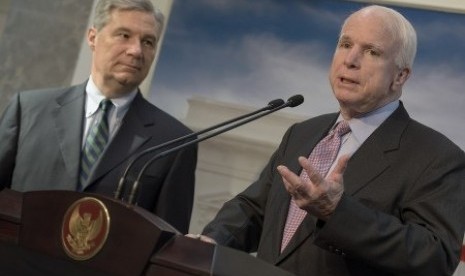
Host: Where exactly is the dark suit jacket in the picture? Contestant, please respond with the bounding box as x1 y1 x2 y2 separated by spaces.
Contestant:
203 103 465 275
0 82 197 234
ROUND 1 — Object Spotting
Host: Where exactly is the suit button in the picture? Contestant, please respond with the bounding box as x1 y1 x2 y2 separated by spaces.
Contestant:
334 249 342 255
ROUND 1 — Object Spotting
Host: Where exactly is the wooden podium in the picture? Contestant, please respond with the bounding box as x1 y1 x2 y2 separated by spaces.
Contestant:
0 189 293 276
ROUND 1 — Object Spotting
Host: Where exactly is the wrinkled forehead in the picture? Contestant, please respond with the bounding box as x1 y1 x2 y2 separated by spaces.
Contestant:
108 9 160 33
341 9 399 47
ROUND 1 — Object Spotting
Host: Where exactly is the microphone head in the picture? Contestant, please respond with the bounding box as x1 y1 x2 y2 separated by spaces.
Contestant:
286 94 304 107
267 98 285 109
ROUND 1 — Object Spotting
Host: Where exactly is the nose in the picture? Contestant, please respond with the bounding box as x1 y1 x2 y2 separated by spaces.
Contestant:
343 47 361 69
126 40 142 58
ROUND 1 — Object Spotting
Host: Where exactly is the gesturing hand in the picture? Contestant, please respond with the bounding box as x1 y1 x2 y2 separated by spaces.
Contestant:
277 155 350 221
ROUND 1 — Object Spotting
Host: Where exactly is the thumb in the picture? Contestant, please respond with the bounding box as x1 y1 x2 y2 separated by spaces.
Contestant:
327 154 350 182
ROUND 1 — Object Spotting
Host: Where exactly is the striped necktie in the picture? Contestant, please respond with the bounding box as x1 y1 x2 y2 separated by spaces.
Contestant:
281 120 351 252
78 99 112 190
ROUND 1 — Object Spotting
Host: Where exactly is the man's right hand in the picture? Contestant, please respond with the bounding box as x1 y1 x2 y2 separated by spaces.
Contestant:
185 233 217 244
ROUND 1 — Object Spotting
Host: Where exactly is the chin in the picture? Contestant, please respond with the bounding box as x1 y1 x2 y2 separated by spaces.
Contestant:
336 98 361 112
334 93 352 105
116 76 142 87
334 88 363 102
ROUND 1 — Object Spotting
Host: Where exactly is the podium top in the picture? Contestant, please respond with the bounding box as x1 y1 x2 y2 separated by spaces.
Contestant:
0 189 294 276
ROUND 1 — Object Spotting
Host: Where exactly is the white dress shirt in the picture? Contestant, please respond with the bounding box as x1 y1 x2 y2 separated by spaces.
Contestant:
328 100 399 174
82 76 137 146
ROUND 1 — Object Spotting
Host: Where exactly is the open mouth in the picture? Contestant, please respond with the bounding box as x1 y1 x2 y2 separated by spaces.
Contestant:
340 77 358 84
121 64 141 72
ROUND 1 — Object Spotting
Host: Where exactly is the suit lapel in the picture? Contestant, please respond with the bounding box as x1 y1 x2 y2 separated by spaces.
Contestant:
276 115 337 262
344 104 409 196
53 83 86 188
84 93 152 188
277 213 317 262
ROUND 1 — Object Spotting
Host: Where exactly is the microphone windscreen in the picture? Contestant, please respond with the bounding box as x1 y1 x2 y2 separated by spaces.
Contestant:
267 98 285 109
287 94 304 107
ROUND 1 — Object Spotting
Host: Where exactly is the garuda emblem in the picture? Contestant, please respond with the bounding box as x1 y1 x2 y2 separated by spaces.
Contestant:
62 197 110 260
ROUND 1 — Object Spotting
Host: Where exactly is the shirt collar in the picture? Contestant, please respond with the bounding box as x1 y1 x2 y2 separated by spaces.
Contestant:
336 100 399 144
85 76 138 118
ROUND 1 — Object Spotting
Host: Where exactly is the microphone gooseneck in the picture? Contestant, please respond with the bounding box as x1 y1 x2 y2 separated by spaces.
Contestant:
126 95 304 204
114 98 285 200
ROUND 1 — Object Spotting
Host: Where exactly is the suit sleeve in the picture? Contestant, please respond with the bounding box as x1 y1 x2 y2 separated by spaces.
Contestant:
153 143 198 234
314 143 465 275
201 124 295 252
0 94 20 189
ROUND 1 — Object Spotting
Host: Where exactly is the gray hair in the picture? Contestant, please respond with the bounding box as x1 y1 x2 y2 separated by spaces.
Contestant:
342 5 417 69
93 0 164 31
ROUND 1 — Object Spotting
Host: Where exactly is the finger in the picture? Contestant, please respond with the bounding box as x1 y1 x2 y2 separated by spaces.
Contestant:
335 154 350 173
185 233 200 239
199 235 217 244
298 156 324 185
185 234 217 244
327 154 350 182
277 165 303 193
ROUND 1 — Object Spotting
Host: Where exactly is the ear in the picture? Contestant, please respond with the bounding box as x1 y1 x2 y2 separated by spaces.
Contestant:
392 68 411 91
87 27 97 51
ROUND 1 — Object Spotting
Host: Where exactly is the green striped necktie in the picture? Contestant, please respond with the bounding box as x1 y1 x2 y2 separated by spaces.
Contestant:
78 99 112 191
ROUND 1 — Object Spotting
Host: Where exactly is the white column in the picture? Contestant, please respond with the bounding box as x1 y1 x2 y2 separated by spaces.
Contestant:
139 0 174 97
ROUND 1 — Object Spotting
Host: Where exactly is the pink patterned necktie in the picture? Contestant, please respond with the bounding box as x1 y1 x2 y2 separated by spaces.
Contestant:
281 120 351 252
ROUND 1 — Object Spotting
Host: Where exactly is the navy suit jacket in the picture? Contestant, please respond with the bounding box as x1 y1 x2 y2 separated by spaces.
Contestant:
0 81 197 233
203 103 465 275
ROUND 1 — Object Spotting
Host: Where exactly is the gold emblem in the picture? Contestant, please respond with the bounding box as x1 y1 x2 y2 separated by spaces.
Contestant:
61 197 110 260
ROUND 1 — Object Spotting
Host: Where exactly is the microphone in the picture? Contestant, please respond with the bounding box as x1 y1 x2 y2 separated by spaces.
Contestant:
114 98 285 200
127 94 304 204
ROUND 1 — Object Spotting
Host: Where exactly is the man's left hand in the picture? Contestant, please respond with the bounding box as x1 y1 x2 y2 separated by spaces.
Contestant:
277 155 350 221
